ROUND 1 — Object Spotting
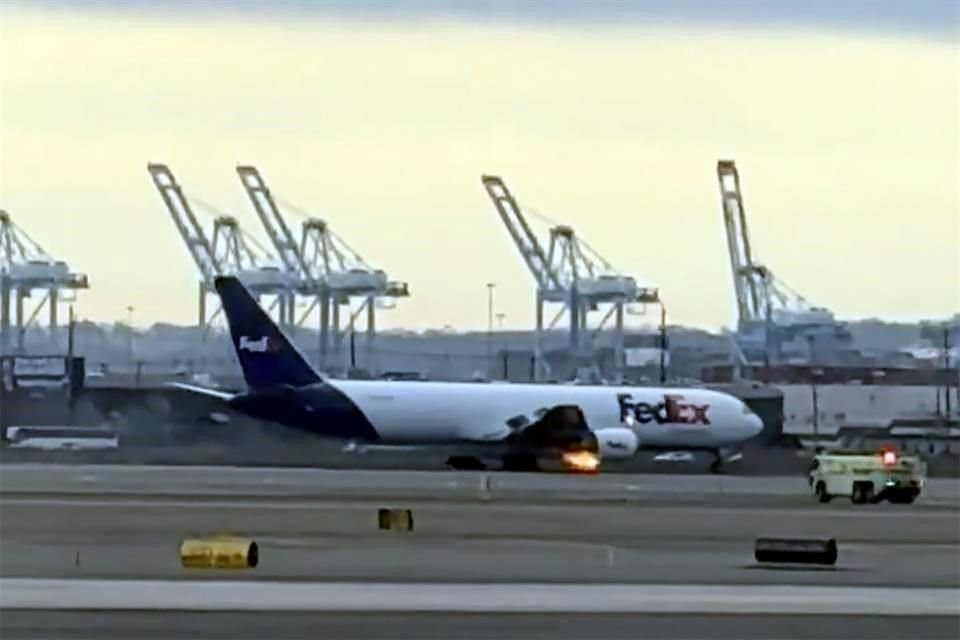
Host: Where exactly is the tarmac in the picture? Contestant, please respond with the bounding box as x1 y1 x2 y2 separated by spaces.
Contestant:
1 464 958 639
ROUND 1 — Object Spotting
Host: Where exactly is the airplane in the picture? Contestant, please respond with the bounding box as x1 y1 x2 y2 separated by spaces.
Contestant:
170 276 765 473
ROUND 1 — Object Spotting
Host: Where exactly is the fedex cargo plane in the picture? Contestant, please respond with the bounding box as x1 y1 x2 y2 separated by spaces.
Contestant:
172 276 764 473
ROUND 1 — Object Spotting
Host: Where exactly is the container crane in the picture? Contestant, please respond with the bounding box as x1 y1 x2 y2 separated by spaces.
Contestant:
0 210 89 354
481 175 659 381
147 163 295 334
235 165 409 373
717 159 852 365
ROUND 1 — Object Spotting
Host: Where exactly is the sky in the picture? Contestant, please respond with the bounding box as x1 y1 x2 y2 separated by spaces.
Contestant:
0 0 958 332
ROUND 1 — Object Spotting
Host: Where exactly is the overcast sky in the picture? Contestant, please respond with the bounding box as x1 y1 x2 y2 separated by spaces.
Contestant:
1 0 958 331
14 0 960 39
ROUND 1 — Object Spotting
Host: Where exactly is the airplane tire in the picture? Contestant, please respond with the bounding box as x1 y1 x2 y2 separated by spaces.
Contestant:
502 453 539 472
709 458 723 474
445 456 486 471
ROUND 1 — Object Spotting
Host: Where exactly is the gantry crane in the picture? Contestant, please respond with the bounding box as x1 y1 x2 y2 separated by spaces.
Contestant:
717 159 851 364
481 175 659 381
147 163 296 334
0 210 89 354
235 165 409 373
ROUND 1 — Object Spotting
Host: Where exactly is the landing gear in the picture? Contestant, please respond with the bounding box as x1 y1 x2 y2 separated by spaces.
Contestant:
709 454 724 474
709 449 742 474
501 453 540 472
445 454 541 472
445 456 487 471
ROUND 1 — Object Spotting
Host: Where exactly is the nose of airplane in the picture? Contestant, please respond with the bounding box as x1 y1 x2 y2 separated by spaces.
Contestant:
747 412 764 438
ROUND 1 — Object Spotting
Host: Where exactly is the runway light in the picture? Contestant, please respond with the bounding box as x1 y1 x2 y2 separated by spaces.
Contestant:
562 450 600 473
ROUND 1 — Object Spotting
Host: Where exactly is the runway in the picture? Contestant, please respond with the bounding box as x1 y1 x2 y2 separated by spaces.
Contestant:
5 611 958 640
1 464 958 639
2 463 958 504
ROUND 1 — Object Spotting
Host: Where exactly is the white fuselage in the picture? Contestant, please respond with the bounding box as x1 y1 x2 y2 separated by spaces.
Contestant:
327 379 764 449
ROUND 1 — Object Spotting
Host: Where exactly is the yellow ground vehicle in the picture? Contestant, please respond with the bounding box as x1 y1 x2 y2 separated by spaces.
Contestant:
808 449 926 504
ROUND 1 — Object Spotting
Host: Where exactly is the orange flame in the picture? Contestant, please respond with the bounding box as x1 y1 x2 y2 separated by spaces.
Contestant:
561 450 600 473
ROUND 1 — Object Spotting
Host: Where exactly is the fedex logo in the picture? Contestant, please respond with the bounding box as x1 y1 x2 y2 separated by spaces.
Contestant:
239 336 271 353
617 393 710 427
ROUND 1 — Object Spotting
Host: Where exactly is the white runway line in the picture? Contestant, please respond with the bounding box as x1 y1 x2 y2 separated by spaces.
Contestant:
1 580 958 615
2 464 957 502
3 495 956 520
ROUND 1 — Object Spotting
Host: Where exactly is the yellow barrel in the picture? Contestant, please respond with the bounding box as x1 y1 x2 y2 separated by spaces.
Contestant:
179 536 259 569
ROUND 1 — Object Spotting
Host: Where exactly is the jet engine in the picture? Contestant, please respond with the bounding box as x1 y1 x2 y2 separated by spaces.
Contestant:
593 427 639 459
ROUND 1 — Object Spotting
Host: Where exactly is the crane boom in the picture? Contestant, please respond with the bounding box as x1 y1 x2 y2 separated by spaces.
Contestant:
147 163 220 284
717 159 764 324
481 175 563 292
236 165 314 287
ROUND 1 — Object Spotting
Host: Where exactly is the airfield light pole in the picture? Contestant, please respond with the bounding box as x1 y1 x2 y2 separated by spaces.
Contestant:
486 283 495 371
807 334 820 450
944 325 952 426
126 305 134 367
66 304 75 408
496 312 507 379
659 304 668 384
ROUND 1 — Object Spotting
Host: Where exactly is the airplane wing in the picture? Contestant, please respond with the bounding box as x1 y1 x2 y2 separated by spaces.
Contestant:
165 382 237 401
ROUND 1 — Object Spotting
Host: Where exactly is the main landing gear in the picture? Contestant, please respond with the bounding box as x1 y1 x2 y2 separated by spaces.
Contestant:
445 456 487 471
445 454 541 472
501 453 540 472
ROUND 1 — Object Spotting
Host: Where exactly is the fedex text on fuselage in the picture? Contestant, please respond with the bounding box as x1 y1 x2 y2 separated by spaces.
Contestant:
617 393 710 427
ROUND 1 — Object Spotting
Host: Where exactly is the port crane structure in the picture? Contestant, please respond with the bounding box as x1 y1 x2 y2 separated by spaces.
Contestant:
717 159 852 365
481 175 660 382
235 165 409 373
147 163 295 335
0 210 88 354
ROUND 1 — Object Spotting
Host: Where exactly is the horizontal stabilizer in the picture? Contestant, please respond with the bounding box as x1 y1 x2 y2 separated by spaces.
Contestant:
166 382 237 401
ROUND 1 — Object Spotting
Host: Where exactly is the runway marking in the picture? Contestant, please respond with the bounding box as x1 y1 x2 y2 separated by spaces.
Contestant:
1 580 957 615
1 464 956 505
1 496 955 518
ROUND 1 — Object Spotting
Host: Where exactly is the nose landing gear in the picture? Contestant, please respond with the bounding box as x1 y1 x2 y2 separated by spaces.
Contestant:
710 448 743 474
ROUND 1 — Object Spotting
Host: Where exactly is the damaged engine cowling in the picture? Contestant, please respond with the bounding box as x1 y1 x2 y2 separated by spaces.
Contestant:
592 427 640 459
507 407 639 462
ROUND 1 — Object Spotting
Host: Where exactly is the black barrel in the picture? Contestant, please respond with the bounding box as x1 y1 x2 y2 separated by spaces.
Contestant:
754 537 838 565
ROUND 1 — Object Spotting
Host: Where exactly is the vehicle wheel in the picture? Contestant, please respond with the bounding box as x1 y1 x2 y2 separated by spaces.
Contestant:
815 481 831 503
709 459 723 474
888 491 916 505
852 482 874 504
